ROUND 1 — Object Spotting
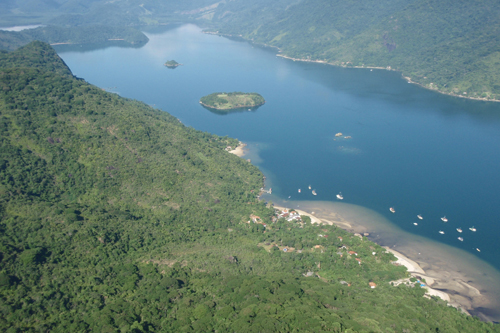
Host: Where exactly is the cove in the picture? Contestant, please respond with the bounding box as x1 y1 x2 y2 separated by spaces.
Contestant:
54 24 500 320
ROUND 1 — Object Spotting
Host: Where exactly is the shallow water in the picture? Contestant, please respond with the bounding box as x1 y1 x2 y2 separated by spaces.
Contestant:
54 24 500 320
265 197 500 321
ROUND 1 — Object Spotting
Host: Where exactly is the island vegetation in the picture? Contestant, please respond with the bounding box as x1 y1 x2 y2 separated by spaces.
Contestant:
0 40 497 331
164 60 181 68
200 92 265 110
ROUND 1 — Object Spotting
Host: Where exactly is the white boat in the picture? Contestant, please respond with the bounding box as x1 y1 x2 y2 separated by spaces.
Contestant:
476 248 481 252
456 228 462 233
441 216 448 222
308 185 311 190
469 226 476 232
298 189 301 193
417 215 423 220
336 192 343 200
439 231 445 234
312 190 317 196
458 237 463 241
413 223 418 226
389 207 395 213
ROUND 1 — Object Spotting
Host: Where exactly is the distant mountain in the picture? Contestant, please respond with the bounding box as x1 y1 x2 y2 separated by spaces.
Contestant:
7 0 497 102
204 0 500 101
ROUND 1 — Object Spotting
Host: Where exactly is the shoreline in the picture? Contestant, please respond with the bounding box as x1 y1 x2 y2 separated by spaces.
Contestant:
203 30 499 103
273 204 455 306
199 100 265 111
275 54 499 103
268 199 500 321
228 141 247 157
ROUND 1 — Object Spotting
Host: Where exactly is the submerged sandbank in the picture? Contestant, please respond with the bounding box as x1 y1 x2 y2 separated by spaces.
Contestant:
265 197 500 322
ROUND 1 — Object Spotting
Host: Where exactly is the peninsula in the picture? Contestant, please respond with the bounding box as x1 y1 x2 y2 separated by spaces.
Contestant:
164 60 181 68
200 92 265 110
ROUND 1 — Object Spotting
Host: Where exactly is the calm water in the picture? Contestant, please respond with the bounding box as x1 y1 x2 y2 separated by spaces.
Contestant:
55 24 500 317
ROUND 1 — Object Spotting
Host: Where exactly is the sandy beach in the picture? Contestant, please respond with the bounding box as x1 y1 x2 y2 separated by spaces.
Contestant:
272 205 322 224
229 142 247 157
268 199 500 322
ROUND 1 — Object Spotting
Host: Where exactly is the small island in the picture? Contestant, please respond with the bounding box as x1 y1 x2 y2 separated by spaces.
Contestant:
164 60 181 68
200 92 265 111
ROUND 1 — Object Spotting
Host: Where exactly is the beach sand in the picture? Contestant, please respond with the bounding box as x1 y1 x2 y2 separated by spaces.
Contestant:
229 142 247 157
268 198 500 322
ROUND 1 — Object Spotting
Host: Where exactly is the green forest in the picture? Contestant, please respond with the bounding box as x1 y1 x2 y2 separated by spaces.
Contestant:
200 92 265 111
0 26 148 51
0 41 499 332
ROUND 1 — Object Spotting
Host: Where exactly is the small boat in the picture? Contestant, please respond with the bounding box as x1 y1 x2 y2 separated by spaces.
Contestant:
439 231 445 234
456 228 462 233
417 215 423 220
476 248 481 252
469 226 476 232
336 192 343 200
308 185 311 190
413 223 418 226
288 196 291 198
441 216 448 222
298 189 301 193
312 190 317 196
389 207 395 213
458 237 463 241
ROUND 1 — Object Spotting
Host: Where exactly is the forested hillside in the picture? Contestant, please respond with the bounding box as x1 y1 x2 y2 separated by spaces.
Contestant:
205 0 500 101
0 26 148 51
0 41 498 331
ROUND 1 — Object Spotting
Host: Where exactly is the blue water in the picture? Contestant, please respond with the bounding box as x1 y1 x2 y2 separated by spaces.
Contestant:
55 25 500 314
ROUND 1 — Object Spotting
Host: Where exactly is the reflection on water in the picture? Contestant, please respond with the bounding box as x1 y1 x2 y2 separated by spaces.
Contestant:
201 105 263 116
53 40 145 53
336 146 361 155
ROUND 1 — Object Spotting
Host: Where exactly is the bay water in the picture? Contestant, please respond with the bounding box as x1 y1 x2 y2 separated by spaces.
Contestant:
54 24 500 320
